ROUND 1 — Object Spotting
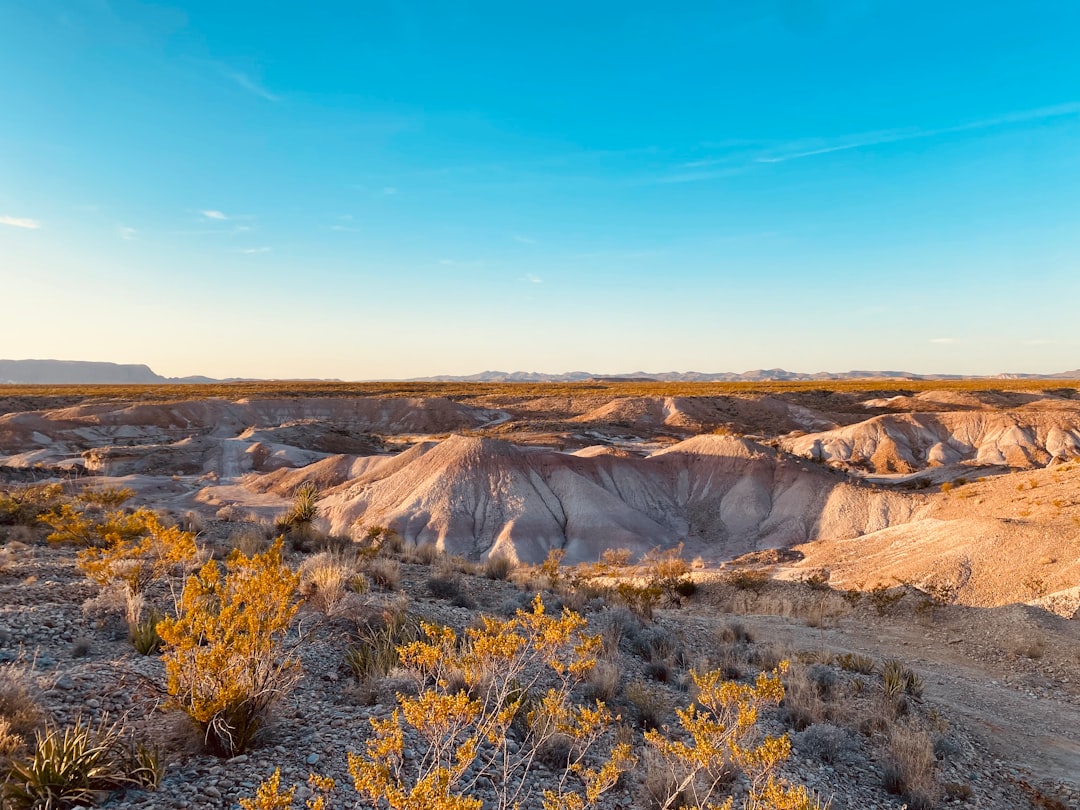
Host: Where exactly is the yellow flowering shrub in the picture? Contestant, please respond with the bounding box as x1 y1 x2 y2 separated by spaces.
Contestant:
349 596 635 810
76 509 197 597
646 663 827 810
158 538 300 756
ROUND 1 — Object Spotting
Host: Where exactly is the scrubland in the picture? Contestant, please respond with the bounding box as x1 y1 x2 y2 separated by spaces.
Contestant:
1 382 1079 808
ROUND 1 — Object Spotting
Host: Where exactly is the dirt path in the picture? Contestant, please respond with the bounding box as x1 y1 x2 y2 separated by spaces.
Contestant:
688 610 1080 791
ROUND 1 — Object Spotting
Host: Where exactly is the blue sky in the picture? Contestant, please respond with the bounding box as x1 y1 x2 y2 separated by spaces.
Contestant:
1 1 1078 379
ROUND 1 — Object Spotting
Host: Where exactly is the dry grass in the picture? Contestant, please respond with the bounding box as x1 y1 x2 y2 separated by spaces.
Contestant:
625 680 668 731
484 553 514 580
228 527 270 557
298 551 358 615
0 665 46 759
587 660 621 702
883 723 940 810
781 663 831 731
366 557 401 591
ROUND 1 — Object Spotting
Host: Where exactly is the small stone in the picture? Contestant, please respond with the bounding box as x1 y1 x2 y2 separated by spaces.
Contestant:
203 785 221 799
85 698 100 709
55 674 75 690
228 754 249 764
306 753 320 765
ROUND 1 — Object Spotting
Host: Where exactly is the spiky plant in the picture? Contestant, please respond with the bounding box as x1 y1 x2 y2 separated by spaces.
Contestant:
285 483 320 527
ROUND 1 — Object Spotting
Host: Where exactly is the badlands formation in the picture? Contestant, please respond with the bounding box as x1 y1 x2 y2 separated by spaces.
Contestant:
1 382 1078 612
2 380 1080 809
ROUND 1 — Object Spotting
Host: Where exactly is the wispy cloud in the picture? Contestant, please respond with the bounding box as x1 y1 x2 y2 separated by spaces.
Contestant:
383 187 398 195
226 70 279 102
929 337 959 344
653 165 749 185
118 225 137 240
239 247 271 254
513 234 536 245
521 273 543 284
200 209 228 221
758 101 1080 164
0 215 42 230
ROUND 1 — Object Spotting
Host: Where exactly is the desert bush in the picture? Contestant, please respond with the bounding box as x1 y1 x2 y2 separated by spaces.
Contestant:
781 664 829 731
241 769 336 810
157 538 300 756
645 663 827 810
426 558 464 600
229 527 269 557
640 544 696 603
883 723 940 810
0 484 65 527
793 722 859 764
345 614 422 683
484 552 514 580
598 606 642 655
611 581 663 619
724 568 770 594
40 503 148 549
2 716 160 808
868 584 905 616
367 557 401 590
76 509 198 605
715 621 753 645
800 569 831 591
76 487 134 509
348 596 635 810
633 626 679 663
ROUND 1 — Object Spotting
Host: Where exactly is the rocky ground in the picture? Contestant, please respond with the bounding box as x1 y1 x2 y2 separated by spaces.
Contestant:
1 518 1078 810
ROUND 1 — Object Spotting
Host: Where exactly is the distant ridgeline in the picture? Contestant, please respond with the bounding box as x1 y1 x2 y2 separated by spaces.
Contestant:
0 359 217 385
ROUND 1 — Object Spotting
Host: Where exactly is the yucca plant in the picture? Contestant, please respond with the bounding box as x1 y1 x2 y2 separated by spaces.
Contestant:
285 483 320 527
3 716 132 809
128 609 163 655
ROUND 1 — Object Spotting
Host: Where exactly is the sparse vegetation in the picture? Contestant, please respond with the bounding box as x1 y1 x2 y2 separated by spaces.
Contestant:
2 716 160 809
882 723 940 810
157 538 301 756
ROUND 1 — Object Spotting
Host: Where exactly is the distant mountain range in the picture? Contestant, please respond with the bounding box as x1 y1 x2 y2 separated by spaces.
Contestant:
409 368 1080 383
1 359 1078 385
0 360 223 385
